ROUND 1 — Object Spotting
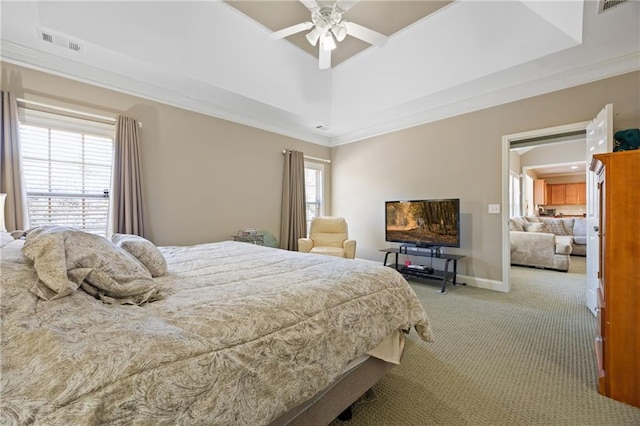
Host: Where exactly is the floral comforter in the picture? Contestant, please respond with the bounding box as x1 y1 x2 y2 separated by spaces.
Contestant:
0 238 431 425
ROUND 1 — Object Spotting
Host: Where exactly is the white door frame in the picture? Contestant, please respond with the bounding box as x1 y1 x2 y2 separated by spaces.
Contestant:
501 121 590 292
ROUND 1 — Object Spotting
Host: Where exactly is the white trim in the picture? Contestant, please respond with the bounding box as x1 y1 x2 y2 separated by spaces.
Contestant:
502 121 590 293
283 150 331 164
3 41 638 148
303 155 331 164
18 107 115 138
329 52 640 147
1 42 332 147
17 98 116 124
457 274 507 293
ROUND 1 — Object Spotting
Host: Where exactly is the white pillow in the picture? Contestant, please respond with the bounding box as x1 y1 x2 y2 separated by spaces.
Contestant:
111 233 168 277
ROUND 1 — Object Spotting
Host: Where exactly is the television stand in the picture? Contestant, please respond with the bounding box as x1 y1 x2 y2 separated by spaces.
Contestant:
380 246 466 294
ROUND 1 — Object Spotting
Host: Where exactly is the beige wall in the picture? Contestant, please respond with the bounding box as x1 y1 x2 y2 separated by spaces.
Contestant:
1 62 331 246
3 61 639 286
331 71 640 285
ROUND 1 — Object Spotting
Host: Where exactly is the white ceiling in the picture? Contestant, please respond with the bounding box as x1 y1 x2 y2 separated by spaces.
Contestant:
530 162 586 178
1 1 639 147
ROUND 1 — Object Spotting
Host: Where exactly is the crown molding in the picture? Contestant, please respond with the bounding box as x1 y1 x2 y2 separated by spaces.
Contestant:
328 51 640 146
2 41 638 149
1 41 333 147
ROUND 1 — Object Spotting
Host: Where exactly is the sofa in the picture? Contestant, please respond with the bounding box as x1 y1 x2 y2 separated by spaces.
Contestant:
509 216 586 272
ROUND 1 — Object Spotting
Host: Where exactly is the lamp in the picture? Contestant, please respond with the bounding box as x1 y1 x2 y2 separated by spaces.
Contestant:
321 33 336 51
331 24 347 42
0 193 6 232
305 28 319 46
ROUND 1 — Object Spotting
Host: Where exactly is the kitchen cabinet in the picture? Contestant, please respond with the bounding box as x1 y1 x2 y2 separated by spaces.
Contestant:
549 184 565 205
564 183 580 204
534 179 546 205
545 182 586 205
577 182 586 204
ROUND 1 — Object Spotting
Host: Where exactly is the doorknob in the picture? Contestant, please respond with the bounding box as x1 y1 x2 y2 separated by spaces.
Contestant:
593 225 599 232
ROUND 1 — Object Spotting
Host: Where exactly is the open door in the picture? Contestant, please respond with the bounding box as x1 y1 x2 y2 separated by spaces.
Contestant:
585 104 613 317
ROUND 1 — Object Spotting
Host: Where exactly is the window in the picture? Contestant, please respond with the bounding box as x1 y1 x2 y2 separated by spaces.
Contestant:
18 108 115 236
304 162 324 233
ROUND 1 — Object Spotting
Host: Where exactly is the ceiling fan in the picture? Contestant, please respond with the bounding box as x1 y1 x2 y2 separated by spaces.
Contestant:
265 0 387 70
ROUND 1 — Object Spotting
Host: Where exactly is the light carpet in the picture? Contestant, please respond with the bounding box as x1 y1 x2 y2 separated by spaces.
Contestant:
334 256 640 425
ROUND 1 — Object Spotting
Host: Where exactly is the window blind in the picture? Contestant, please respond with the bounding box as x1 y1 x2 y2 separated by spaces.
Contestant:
304 162 324 234
19 109 114 236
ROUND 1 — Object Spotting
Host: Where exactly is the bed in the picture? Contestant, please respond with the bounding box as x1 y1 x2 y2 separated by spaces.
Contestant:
0 227 432 425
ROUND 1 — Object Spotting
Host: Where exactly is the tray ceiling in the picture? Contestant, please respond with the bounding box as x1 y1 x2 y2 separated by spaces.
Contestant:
1 1 638 147
226 1 453 67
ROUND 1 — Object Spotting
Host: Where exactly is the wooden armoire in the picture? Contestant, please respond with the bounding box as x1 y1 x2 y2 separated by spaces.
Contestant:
590 150 640 408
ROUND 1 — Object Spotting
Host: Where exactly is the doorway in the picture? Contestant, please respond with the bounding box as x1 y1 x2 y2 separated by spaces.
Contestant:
501 121 590 293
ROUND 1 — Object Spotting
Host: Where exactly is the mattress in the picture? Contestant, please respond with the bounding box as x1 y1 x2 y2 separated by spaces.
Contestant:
0 236 431 425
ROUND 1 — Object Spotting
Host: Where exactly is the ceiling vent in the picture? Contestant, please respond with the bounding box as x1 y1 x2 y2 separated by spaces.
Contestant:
598 0 629 14
38 29 83 53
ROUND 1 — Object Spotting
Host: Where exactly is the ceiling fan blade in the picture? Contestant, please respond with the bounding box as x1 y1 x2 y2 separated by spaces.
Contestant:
319 45 331 70
344 21 387 46
265 22 313 41
299 0 320 11
335 0 359 13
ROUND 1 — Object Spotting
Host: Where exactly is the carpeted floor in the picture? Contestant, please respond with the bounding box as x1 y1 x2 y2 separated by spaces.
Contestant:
333 257 640 425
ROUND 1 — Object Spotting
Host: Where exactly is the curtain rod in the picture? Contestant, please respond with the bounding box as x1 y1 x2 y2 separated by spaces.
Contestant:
282 149 331 164
16 98 143 128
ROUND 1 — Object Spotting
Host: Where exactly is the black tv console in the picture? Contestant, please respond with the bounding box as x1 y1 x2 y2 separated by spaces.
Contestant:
380 245 466 294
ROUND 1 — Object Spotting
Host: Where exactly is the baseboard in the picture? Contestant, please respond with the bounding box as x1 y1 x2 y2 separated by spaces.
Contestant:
457 274 507 293
376 259 508 293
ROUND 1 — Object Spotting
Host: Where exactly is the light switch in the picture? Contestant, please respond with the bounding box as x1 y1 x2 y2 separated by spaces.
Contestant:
488 204 501 214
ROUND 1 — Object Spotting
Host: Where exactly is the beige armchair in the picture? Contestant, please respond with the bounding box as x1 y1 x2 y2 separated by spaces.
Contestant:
298 216 356 259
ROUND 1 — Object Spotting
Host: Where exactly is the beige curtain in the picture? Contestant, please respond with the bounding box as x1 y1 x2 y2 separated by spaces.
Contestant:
0 91 29 231
112 116 146 237
280 150 307 250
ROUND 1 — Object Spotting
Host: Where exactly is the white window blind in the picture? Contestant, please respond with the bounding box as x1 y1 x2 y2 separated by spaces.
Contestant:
304 162 324 233
18 108 115 236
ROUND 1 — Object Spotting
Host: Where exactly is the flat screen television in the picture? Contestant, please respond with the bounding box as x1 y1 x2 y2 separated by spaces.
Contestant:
385 199 460 248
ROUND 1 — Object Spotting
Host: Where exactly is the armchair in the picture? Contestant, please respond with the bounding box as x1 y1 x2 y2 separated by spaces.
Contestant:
298 216 356 259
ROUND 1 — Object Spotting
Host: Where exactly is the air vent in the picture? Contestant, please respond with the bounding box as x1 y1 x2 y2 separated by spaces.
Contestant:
41 32 53 43
598 0 629 14
38 29 83 53
67 41 82 52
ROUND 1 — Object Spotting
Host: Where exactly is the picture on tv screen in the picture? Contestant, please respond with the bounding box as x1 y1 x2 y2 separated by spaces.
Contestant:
385 199 460 248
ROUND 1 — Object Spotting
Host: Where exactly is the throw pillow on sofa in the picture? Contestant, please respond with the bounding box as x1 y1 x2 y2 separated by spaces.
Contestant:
509 217 526 231
523 222 549 233
544 219 570 236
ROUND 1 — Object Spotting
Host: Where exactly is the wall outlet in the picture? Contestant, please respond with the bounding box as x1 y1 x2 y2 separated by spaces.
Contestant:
488 204 501 214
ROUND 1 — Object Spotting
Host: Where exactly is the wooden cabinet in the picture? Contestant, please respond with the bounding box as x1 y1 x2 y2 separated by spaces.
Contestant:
577 182 586 204
590 150 640 409
549 184 565 205
564 183 580 204
534 179 546 205
545 182 586 205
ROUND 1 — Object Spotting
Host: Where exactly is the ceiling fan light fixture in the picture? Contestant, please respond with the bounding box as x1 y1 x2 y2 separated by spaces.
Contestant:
316 18 330 34
306 28 319 46
321 33 336 51
266 0 387 69
331 24 347 42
